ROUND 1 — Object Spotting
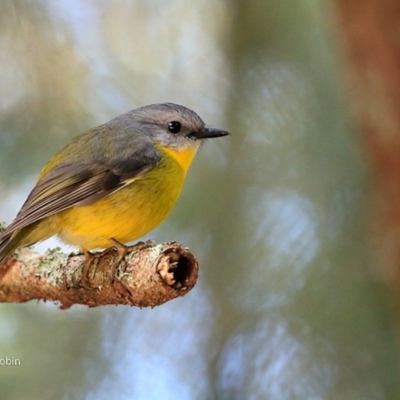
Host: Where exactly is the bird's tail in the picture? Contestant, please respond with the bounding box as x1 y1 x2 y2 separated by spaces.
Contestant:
0 225 35 264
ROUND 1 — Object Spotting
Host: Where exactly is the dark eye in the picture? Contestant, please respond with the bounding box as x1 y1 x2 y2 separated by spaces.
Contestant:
168 121 181 134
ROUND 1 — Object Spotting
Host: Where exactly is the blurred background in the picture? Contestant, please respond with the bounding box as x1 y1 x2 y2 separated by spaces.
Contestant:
1 0 400 399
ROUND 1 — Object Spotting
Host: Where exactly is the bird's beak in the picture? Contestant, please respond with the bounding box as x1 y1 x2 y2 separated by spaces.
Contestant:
194 127 231 139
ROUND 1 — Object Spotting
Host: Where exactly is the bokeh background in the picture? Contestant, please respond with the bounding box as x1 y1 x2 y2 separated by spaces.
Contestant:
1 1 400 399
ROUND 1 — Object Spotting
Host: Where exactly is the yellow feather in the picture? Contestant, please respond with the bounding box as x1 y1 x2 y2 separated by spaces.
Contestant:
24 145 196 249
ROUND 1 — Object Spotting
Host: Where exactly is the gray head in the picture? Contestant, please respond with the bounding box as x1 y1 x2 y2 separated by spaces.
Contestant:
124 103 230 151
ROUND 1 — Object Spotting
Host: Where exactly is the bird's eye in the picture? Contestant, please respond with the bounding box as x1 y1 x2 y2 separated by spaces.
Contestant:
168 121 181 134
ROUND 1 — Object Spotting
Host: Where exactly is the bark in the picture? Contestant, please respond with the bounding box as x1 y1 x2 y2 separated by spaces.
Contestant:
0 242 198 309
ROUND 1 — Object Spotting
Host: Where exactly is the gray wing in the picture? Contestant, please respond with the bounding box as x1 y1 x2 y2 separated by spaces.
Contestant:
0 139 161 240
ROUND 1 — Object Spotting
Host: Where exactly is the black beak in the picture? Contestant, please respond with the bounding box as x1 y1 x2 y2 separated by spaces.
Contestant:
193 127 231 139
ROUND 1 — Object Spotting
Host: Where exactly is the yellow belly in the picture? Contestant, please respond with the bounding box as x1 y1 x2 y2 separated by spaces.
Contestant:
26 148 189 250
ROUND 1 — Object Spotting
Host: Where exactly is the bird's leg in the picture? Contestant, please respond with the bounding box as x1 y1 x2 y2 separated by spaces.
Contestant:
80 247 115 289
80 250 98 289
80 250 95 289
107 238 154 283
80 239 153 289
107 239 129 284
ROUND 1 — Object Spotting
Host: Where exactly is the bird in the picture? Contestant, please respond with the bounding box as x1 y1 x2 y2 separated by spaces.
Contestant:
0 103 230 286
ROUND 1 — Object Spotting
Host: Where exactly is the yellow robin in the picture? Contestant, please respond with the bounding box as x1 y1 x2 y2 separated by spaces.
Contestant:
0 103 229 285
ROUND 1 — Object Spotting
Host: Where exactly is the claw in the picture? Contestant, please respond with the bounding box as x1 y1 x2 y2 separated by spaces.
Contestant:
108 238 129 284
79 239 155 289
107 238 154 283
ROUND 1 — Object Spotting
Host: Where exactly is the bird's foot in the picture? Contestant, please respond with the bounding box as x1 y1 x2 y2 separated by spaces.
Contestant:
79 239 154 290
107 238 155 283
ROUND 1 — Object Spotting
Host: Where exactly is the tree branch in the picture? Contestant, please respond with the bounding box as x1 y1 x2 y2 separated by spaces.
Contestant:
0 242 199 309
